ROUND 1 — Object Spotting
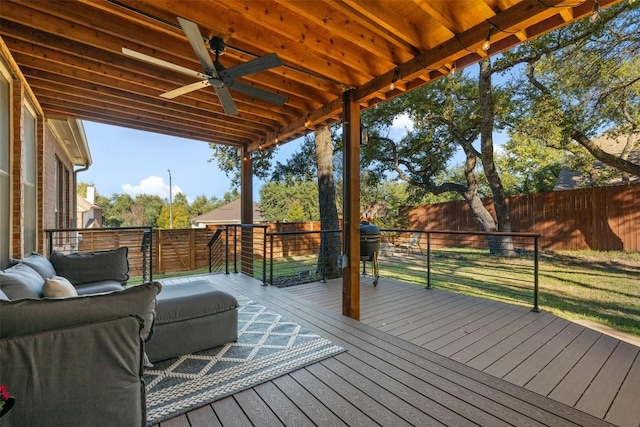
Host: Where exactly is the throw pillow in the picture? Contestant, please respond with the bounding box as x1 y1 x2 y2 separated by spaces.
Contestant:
43 276 78 298
0 263 45 299
14 252 57 280
50 247 130 285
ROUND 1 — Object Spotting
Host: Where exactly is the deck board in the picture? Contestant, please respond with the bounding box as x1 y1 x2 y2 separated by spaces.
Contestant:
252 381 316 427
156 273 638 427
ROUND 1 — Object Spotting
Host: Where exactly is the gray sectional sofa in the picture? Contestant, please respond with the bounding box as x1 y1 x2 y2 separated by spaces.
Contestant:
0 248 239 426
0 248 130 301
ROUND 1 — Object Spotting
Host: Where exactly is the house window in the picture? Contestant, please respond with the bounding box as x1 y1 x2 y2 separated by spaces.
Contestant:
23 102 37 256
0 61 10 265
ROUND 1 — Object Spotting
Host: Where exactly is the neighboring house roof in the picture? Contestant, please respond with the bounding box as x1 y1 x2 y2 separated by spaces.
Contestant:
192 199 264 225
77 194 101 214
77 193 103 228
554 135 640 190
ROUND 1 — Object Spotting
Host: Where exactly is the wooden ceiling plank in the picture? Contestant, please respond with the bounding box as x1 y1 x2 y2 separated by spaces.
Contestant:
274 0 414 67
41 101 247 145
121 0 343 97
413 0 496 34
31 82 262 141
130 0 373 89
1 30 296 126
6 0 304 109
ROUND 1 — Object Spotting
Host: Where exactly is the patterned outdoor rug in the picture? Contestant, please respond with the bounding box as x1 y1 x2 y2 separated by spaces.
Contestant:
144 296 345 425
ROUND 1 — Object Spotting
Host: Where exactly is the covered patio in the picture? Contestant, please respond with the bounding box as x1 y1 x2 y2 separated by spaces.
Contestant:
2 2 637 426
0 0 624 318
157 272 639 427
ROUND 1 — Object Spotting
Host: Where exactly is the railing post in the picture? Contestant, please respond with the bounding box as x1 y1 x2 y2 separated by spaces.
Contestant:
262 227 268 286
224 227 229 274
426 232 431 289
269 233 274 286
47 230 53 256
532 235 540 312
233 225 238 273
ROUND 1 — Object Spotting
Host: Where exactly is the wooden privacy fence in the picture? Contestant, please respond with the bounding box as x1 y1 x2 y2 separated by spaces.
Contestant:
405 184 640 251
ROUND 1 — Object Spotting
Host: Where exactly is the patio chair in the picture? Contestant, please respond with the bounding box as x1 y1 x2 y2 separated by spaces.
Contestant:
398 232 423 254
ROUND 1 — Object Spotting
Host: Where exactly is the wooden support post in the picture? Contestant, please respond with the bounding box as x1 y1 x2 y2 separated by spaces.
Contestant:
342 90 361 320
240 145 253 276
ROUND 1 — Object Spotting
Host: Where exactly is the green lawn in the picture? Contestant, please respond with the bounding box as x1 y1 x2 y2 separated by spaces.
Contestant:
379 249 640 337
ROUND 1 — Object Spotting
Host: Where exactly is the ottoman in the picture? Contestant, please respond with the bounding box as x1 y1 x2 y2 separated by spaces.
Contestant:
145 280 239 363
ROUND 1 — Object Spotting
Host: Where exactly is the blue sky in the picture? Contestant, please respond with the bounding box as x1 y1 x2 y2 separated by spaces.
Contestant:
80 121 303 203
79 113 475 204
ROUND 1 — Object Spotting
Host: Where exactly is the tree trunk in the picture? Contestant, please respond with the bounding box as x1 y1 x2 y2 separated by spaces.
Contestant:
479 59 515 256
460 147 498 232
315 126 341 279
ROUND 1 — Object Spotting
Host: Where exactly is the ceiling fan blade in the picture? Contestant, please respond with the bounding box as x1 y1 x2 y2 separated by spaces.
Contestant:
219 53 283 81
210 82 239 115
160 80 211 99
177 17 218 77
122 48 208 80
229 81 287 105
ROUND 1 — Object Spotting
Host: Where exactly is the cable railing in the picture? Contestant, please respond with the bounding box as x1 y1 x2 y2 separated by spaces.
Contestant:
241 227 541 310
379 229 542 311
265 229 342 287
45 225 541 309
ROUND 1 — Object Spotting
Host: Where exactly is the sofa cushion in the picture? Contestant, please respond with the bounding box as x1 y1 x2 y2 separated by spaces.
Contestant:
0 289 8 301
0 281 162 340
0 263 44 299
0 310 147 427
74 280 125 295
50 247 130 285
14 252 57 279
44 275 78 298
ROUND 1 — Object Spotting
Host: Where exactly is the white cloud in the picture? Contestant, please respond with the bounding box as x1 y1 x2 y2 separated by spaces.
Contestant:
122 175 182 200
388 113 413 140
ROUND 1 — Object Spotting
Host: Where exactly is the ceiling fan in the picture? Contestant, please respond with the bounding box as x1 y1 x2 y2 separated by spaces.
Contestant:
122 17 287 115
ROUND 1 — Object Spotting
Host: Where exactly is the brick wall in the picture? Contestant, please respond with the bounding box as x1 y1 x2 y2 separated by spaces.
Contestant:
10 78 23 258
1 39 74 261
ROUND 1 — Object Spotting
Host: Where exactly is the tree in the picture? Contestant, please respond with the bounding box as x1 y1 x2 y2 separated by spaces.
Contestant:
503 1 640 182
360 178 412 229
259 181 319 222
133 194 164 227
363 74 507 236
496 135 565 195
157 203 191 229
190 195 219 217
102 193 133 227
314 126 341 279
121 204 147 227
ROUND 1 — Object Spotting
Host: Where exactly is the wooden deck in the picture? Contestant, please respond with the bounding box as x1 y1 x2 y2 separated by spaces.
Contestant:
155 273 640 427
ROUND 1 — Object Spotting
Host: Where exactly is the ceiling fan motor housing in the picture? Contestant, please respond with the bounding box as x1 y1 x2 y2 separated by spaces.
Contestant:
209 36 226 56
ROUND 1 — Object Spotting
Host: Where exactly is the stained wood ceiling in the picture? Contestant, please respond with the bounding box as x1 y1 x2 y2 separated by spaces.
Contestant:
0 0 622 152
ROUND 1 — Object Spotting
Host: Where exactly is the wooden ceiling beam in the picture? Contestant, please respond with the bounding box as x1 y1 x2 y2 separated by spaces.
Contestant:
352 0 617 102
